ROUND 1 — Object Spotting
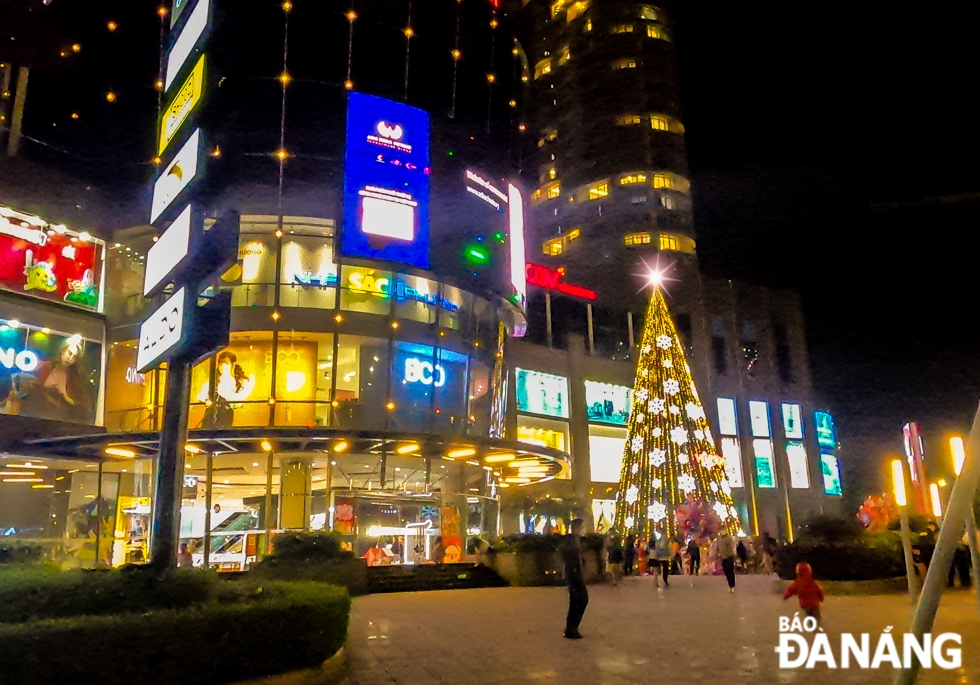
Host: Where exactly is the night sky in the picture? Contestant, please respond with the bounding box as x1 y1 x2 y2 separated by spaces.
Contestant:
4 0 980 499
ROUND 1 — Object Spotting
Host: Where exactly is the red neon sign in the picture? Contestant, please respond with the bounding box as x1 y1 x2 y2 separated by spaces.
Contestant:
525 263 597 301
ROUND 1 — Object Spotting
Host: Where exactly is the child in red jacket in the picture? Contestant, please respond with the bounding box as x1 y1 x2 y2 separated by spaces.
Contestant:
783 562 825 622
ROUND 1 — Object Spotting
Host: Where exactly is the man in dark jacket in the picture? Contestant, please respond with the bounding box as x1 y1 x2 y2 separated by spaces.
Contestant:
561 518 588 639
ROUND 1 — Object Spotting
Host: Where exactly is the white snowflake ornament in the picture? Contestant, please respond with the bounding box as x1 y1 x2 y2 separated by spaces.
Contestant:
685 402 705 420
636 413 646 424
709 482 718 492
642 344 652 355
652 427 663 437
630 463 639 475
663 379 680 396
670 426 688 445
652 478 662 488
648 449 666 467
678 453 689 465
713 501 728 518
631 436 645 453
663 358 673 368
693 429 705 441
656 335 672 350
637 388 649 403
720 480 732 495
648 398 665 413
647 501 667 521
625 516 635 528
625 485 639 504
669 405 681 415
677 474 696 492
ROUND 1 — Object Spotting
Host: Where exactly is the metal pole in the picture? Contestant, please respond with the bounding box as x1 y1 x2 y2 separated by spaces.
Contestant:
586 303 595 355
545 291 553 348
899 505 920 601
203 450 213 568
148 357 191 569
896 400 980 685
627 311 635 350
96 462 104 567
966 515 980 619
264 450 275 555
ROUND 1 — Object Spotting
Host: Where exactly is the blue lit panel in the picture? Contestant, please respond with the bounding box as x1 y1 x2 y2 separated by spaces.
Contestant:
814 410 836 448
342 92 431 269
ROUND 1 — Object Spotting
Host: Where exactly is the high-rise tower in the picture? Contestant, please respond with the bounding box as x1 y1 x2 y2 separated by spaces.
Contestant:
515 0 695 301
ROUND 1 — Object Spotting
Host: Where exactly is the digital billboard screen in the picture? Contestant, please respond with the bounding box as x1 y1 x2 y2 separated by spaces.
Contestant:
342 92 431 269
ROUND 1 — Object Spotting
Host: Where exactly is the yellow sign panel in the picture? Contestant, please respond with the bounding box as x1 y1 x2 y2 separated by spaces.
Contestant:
159 55 205 154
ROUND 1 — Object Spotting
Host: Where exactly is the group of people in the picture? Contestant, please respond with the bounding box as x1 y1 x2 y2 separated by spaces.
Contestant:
603 531 751 591
560 521 821 639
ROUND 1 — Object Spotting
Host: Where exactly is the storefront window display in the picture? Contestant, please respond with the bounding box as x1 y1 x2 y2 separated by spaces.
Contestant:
274 332 333 427
584 381 632 425
390 342 468 432
279 235 337 310
517 414 570 452
588 424 627 483
0 318 102 424
515 368 569 418
104 341 163 431
0 206 106 313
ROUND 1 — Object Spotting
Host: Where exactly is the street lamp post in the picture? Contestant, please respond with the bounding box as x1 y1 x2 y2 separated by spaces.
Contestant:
892 458 920 601
950 436 980 618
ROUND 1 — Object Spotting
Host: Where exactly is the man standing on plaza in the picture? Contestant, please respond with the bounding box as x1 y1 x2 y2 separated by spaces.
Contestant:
717 531 737 592
561 518 588 639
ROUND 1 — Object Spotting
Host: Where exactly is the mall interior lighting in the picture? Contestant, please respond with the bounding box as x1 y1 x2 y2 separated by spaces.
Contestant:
396 443 419 454
333 440 350 453
484 453 515 463
104 447 136 458
447 447 476 459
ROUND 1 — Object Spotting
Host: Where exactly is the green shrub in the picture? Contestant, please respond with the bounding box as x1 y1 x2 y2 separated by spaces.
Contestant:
775 530 905 581
0 581 349 685
0 540 44 566
271 531 352 561
0 567 225 623
798 514 865 541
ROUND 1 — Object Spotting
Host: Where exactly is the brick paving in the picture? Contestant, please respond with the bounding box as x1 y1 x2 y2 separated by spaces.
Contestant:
341 574 980 685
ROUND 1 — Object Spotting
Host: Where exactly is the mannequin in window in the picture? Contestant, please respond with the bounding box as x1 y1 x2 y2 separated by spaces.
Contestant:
199 351 256 428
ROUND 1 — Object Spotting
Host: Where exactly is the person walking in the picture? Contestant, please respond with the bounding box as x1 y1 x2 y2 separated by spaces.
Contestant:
637 539 649 576
561 518 589 638
717 531 737 592
653 535 673 587
735 539 748 572
761 532 776 575
624 535 636 576
686 538 701 576
607 535 624 586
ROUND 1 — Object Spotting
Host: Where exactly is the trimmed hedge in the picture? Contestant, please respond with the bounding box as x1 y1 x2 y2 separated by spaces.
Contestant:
0 581 350 685
0 567 220 623
271 531 352 561
0 540 44 565
774 531 905 581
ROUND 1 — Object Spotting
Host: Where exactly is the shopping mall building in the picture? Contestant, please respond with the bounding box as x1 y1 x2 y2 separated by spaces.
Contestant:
0 0 842 571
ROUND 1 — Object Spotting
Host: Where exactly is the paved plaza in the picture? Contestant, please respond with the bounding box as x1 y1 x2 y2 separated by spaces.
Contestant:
342 574 980 685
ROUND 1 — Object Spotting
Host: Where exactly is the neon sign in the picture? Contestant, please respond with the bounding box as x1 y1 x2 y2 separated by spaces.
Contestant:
0 348 39 372
292 270 459 311
404 357 446 387
525 263 596 300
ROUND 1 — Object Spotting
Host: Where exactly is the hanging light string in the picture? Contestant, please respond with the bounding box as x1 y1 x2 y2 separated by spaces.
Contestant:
345 2 356 90
449 0 462 118
403 0 414 101
486 9 498 133
277 1 291 230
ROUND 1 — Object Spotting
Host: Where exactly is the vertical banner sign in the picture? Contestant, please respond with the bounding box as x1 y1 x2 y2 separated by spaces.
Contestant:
141 0 238 569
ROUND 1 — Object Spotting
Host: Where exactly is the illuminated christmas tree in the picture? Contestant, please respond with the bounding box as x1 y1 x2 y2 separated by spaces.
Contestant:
614 284 742 541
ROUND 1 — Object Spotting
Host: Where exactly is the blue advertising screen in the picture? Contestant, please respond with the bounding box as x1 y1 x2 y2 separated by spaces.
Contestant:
814 410 836 448
342 92 431 269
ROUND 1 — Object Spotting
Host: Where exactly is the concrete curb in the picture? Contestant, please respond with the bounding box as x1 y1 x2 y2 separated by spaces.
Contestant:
230 645 348 685
771 576 908 596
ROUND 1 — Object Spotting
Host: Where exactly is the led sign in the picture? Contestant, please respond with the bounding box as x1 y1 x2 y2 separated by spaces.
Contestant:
150 129 201 223
508 184 527 310
465 170 508 212
781 403 804 439
404 358 446 387
516 368 569 418
0 348 39 372
160 55 205 154
820 454 842 496
585 381 632 425
525 263 596 301
342 92 430 268
165 0 209 91
292 270 460 311
136 287 188 373
814 410 836 448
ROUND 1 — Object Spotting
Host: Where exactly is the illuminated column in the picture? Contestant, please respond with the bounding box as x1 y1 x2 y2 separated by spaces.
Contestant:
567 335 591 515
279 458 312 530
903 423 930 516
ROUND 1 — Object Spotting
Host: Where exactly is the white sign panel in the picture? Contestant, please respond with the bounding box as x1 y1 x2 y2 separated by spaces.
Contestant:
150 129 201 224
508 184 527 308
137 287 188 372
144 204 193 296
165 0 210 91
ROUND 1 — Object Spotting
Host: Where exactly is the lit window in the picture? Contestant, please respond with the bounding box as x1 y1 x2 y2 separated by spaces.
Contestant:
585 18 592 31
786 442 810 489
659 234 678 251
660 196 674 209
546 182 561 199
566 0 589 22
639 5 658 20
620 173 647 185
624 232 652 246
658 233 696 253
548 167 557 180
721 437 744 487
618 115 642 125
614 59 637 70
612 24 634 33
567 228 581 241
650 115 669 131
546 129 558 142
551 0 566 18
558 45 571 65
588 181 609 199
534 58 553 79
652 173 672 189
543 238 564 256
531 188 543 201
646 24 670 40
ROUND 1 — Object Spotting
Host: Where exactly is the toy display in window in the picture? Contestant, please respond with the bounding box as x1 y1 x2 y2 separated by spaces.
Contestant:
198 350 256 428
